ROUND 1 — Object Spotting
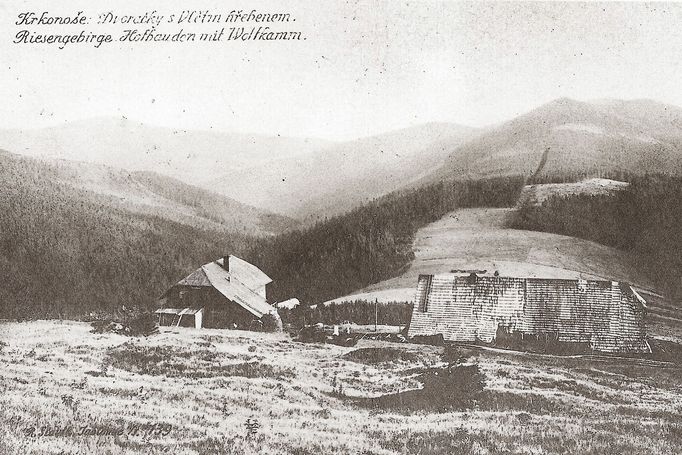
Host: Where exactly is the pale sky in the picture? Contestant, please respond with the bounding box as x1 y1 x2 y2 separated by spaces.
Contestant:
1 1 681 140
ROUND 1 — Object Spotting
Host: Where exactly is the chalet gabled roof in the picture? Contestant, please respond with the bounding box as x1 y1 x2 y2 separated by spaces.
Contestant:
201 261 274 318
177 268 211 287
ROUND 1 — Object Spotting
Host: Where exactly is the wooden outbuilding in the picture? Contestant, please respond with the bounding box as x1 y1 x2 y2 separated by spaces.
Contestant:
407 272 649 353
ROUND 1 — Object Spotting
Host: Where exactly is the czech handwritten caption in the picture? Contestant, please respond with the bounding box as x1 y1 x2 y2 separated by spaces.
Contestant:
14 10 305 49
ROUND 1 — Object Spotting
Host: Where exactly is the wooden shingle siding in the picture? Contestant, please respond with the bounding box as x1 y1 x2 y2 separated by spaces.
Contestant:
407 274 649 354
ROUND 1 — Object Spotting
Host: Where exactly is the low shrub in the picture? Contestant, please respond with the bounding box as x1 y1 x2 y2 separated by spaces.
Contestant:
261 312 283 332
343 347 418 364
354 363 486 412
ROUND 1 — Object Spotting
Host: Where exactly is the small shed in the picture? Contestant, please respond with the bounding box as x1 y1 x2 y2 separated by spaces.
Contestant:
276 298 300 310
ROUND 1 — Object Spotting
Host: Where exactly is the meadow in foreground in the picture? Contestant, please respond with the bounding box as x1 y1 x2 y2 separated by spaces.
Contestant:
1 320 682 454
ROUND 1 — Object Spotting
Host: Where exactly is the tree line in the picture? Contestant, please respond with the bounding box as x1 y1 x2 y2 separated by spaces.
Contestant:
245 176 525 306
278 300 413 327
508 174 682 300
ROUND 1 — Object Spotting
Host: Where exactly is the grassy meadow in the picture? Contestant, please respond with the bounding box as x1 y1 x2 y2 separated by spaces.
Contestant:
1 321 682 454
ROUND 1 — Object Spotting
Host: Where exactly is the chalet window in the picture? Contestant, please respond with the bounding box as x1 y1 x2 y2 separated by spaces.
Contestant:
417 275 433 312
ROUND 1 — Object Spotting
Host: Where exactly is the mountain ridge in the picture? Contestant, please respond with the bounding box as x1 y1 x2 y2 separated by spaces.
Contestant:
202 121 480 220
420 97 682 184
0 117 332 189
0 150 298 236
3 98 682 221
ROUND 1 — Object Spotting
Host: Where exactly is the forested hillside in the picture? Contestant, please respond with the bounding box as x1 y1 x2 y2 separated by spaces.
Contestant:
0 150 254 319
128 171 298 234
13 136 678 324
246 177 525 305
508 175 682 300
30 156 298 235
0 148 524 319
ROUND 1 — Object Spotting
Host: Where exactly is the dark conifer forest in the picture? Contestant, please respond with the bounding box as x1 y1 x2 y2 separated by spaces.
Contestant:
0 153 254 319
0 149 524 319
7 144 682 322
247 177 525 306
508 175 682 300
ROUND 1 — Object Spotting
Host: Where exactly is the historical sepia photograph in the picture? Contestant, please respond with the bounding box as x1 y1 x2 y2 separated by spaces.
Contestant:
1 1 682 453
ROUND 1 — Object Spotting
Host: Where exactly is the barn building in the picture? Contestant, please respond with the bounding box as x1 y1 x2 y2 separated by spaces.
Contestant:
156 255 281 330
407 272 649 354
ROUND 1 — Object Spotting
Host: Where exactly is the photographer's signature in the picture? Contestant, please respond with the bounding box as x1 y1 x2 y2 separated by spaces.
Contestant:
7 416 172 438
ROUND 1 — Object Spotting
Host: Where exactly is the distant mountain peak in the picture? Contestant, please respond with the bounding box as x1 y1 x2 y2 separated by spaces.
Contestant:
537 97 593 112
419 96 682 184
549 96 581 105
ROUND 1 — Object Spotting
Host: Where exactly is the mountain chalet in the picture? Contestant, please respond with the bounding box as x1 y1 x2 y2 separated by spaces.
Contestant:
156 255 282 331
407 272 649 354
